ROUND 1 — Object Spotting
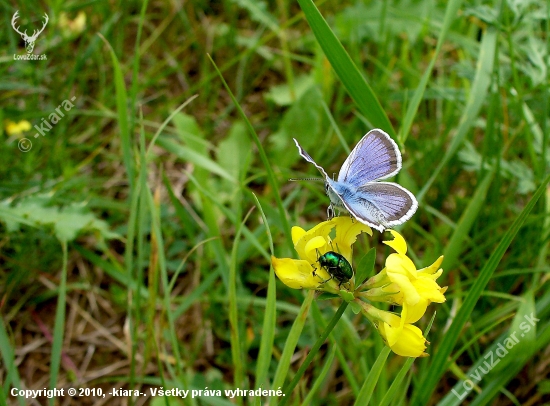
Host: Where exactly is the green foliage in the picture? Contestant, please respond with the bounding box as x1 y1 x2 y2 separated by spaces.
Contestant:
0 196 119 242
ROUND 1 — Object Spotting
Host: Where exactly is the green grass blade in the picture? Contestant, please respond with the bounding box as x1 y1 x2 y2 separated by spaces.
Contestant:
280 301 349 406
0 319 24 406
441 169 495 279
145 186 194 399
252 193 277 388
143 190 173 399
320 97 350 154
467 322 550 405
417 27 497 202
354 346 391 406
99 34 134 190
229 209 254 391
271 290 315 406
48 240 68 406
334 343 360 396
135 118 150 385
128 0 149 138
232 0 280 33
433 292 529 401
208 54 294 254
302 344 337 406
413 172 550 404
399 0 463 144
173 272 219 319
296 0 395 138
124 153 141 303
146 94 198 158
158 137 235 183
309 301 361 396
74 245 148 298
379 356 415 406
379 313 437 406
185 171 270 261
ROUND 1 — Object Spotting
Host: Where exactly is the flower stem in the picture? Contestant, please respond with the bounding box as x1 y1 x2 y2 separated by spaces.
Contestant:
354 346 391 405
280 301 348 405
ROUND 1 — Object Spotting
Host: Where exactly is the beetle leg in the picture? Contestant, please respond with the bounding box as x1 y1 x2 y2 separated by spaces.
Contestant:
313 270 332 284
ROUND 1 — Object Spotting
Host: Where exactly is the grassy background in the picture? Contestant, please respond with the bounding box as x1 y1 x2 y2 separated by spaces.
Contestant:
1 0 550 405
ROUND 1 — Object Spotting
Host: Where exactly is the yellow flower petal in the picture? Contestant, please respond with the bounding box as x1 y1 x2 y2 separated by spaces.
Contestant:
386 253 417 277
418 255 444 277
5 120 32 135
412 279 446 303
304 236 329 263
293 220 335 261
291 226 306 246
72 11 86 33
360 303 400 327
402 298 429 323
383 230 407 255
271 256 326 289
388 273 421 305
380 322 427 357
59 11 87 36
332 217 372 262
385 247 446 307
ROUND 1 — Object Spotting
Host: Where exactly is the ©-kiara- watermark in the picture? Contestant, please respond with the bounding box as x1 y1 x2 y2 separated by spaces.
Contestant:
18 97 77 152
11 10 48 60
451 312 540 400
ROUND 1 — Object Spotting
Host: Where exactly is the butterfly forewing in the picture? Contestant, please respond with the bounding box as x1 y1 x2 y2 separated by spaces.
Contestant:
338 129 402 186
293 138 330 180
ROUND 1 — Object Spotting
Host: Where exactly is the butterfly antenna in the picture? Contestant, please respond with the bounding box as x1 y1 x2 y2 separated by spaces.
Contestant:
289 177 325 182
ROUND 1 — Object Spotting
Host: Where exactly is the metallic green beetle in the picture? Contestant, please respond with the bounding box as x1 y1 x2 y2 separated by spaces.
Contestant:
315 251 353 286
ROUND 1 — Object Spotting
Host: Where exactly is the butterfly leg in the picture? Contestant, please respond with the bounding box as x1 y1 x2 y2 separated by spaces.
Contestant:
327 204 334 219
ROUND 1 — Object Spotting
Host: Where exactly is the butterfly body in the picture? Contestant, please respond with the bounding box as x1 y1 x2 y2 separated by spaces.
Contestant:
294 129 418 232
325 179 352 213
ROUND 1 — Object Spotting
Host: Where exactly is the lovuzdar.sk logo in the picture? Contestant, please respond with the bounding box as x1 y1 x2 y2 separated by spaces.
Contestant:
11 10 49 60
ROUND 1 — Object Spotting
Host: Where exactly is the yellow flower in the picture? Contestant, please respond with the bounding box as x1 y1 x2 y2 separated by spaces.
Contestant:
360 302 428 357
5 120 31 136
382 230 446 323
272 217 371 290
379 320 428 358
59 11 86 37
271 256 323 289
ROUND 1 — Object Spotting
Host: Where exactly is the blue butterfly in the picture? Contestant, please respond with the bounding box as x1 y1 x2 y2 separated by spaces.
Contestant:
293 129 418 232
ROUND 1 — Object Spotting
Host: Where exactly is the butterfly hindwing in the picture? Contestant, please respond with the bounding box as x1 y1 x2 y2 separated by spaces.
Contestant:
338 129 402 186
339 182 418 232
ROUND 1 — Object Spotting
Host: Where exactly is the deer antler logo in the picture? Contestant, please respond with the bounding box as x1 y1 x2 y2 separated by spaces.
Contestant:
11 11 49 54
